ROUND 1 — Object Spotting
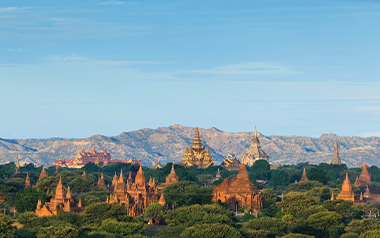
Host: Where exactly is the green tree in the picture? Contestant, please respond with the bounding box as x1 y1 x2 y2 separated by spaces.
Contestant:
163 181 212 207
359 230 380 238
340 233 359 238
100 219 145 237
287 181 323 192
323 200 362 224
250 160 270 180
35 176 59 197
345 219 380 235
261 189 277 208
308 168 329 184
14 188 46 213
278 193 319 216
0 214 16 238
280 234 315 238
36 226 78 238
306 211 344 238
181 223 242 238
241 217 287 238
81 203 136 227
145 202 165 223
270 170 289 189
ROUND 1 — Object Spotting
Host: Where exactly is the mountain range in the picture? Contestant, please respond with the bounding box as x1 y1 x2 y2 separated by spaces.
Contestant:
1 125 380 167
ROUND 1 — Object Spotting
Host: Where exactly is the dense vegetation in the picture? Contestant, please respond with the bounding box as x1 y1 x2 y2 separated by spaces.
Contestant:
1 160 380 237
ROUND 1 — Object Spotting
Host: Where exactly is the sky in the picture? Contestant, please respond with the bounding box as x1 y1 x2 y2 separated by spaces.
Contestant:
1 0 380 139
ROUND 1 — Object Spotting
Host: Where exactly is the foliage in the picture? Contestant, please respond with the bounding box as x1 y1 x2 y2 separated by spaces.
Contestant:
269 170 289 189
280 234 315 238
305 187 331 202
79 190 109 206
14 188 46 213
287 181 323 192
278 193 319 216
250 160 271 180
359 230 380 238
100 219 145 237
13 228 38 238
305 211 344 238
308 168 329 184
81 203 136 227
261 189 277 208
35 176 59 197
144 202 165 223
340 233 359 238
36 226 79 238
345 219 380 235
0 214 16 238
163 181 212 207
322 200 362 224
241 217 287 238
17 212 43 230
181 223 242 238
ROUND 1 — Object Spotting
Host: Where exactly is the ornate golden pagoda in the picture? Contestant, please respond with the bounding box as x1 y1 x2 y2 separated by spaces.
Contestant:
15 156 20 174
181 127 214 168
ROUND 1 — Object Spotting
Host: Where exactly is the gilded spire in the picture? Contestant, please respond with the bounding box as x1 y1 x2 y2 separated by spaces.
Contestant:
330 191 335 201
118 169 124 183
15 156 20 174
192 127 203 150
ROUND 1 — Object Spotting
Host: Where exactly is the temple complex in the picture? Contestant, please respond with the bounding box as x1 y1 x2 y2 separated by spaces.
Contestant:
157 164 180 189
336 173 355 202
25 173 31 188
241 126 269 167
299 168 308 182
36 177 83 216
212 163 262 212
355 162 371 188
15 157 20 174
38 167 48 181
181 128 214 168
330 141 342 165
97 173 107 190
106 164 162 216
53 147 139 168
221 154 241 171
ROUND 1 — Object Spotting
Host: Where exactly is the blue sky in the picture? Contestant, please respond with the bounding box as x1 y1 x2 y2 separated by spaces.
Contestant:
1 0 380 139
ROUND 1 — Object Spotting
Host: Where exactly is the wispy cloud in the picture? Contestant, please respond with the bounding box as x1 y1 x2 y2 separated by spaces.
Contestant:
100 0 126 5
360 131 380 137
0 7 35 12
179 62 300 76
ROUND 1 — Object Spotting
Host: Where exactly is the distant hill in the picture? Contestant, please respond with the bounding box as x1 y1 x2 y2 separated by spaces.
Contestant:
1 125 380 167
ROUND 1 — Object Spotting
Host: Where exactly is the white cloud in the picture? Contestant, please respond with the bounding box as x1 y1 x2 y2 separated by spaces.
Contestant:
359 131 380 138
0 7 35 12
180 62 300 76
100 0 125 5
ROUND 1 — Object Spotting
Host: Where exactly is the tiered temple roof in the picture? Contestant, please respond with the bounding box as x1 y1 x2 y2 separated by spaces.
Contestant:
212 163 262 212
336 173 355 202
221 154 241 171
330 141 342 165
53 147 139 168
36 177 83 216
157 164 180 189
106 164 162 216
241 126 269 167
181 128 214 168
97 173 107 190
355 162 371 187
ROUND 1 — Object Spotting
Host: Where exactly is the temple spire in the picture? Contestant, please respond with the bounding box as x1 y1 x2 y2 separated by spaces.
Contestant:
330 141 342 165
15 156 20 174
192 127 204 150
25 172 31 187
299 168 308 182
159 192 166 206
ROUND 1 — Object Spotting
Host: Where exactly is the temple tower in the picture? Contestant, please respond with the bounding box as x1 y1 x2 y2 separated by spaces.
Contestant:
181 127 214 168
215 168 221 181
356 162 371 187
15 156 21 174
97 173 107 190
38 167 48 181
82 170 87 180
159 192 166 206
336 173 355 202
330 141 342 165
299 168 308 182
25 172 31 188
241 125 269 167
55 177 66 203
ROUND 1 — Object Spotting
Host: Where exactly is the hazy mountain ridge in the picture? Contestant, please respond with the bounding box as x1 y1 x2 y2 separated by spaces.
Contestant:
1 125 380 167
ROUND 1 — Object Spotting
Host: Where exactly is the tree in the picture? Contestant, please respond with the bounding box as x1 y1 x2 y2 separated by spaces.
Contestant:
14 188 46 213
36 226 78 238
278 193 319 216
17 212 42 231
81 203 136 227
241 217 287 238
163 181 212 207
181 223 242 238
261 189 277 208
359 230 380 238
280 234 315 238
288 181 323 192
67 177 92 194
306 211 344 238
323 200 362 224
269 170 289 189
35 176 59 197
308 168 329 184
345 219 380 235
340 233 359 238
250 160 270 180
0 214 16 238
145 202 165 224
100 219 145 237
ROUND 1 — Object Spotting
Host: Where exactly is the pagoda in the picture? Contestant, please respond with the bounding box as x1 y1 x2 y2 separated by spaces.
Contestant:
36 177 83 216
181 127 214 168
330 141 342 165
363 185 372 199
82 170 87 180
106 164 161 216
38 167 48 181
157 164 180 189
221 154 241 171
97 173 107 190
336 173 355 202
241 126 269 166
25 173 31 188
15 156 20 174
355 162 371 187
215 168 222 181
212 163 262 212
299 168 308 182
